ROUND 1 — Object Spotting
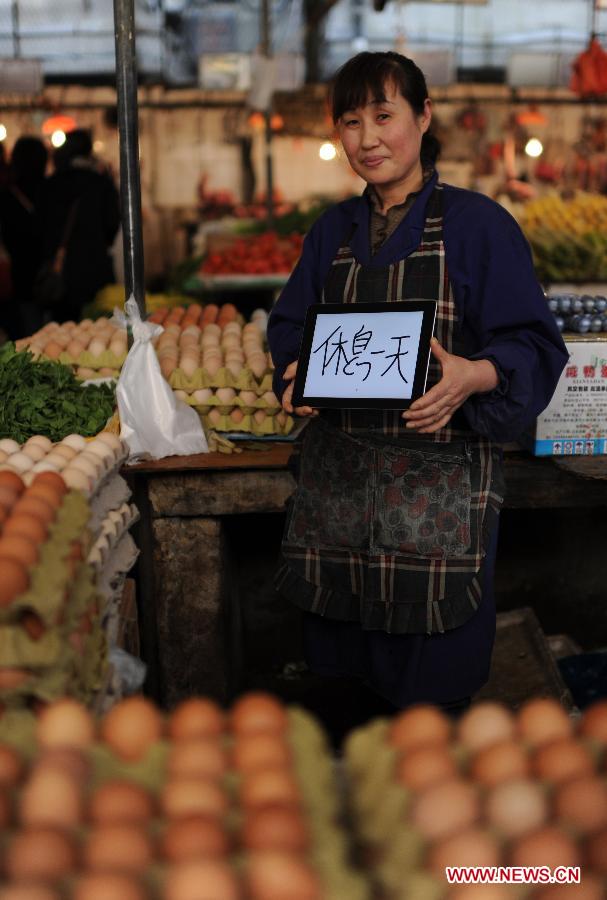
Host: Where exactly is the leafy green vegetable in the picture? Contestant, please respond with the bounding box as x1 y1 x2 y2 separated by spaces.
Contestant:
0 343 116 443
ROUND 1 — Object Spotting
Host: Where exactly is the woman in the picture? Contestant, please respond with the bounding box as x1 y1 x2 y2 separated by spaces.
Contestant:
267 52 567 716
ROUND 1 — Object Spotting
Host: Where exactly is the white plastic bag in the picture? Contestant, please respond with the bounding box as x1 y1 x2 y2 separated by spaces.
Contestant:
114 297 208 460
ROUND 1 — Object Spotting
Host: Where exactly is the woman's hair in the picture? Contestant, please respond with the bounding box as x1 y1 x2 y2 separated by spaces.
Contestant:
10 136 47 182
329 51 440 167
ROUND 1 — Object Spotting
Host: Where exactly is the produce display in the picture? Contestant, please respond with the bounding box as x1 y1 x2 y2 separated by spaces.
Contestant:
199 232 304 277
0 343 115 442
0 693 369 899
521 193 607 283
86 285 194 320
15 318 127 380
546 292 607 333
345 698 607 900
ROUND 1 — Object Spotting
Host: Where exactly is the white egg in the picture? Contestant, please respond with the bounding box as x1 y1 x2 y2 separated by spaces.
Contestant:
24 435 53 452
22 444 47 462
0 451 7 465
0 438 20 455
6 452 34 473
61 467 92 496
69 455 99 483
31 460 61 473
95 432 123 453
84 441 115 469
43 453 68 471
61 434 87 452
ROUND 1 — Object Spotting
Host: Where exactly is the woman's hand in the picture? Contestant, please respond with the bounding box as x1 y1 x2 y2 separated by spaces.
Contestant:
281 361 319 417
402 338 498 433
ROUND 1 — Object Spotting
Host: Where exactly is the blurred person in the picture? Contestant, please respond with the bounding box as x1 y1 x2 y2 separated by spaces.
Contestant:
38 128 120 322
0 136 48 337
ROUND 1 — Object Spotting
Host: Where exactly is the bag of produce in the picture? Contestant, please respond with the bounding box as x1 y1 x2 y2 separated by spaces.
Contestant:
114 297 208 460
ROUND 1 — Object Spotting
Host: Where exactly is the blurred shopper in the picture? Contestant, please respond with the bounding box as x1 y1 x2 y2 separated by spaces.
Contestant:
0 136 48 338
38 129 120 322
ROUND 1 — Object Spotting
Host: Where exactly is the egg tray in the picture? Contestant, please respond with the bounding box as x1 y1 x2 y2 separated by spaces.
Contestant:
87 503 140 573
58 348 127 370
0 492 93 627
169 365 274 394
200 411 295 437
176 392 281 416
87 474 132 537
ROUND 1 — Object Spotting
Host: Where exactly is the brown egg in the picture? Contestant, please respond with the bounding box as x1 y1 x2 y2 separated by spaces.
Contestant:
168 697 225 741
457 702 515 753
517 698 573 747
395 744 458 792
510 825 581 869
12 496 55 528
579 700 607 746
164 859 241 900
585 827 607 874
31 470 68 495
0 534 38 566
389 704 452 751
72 873 148 900
449 888 514 900
0 785 12 827
427 826 501 873
5 826 78 881
412 777 479 841
0 484 19 510
470 739 530 787
35 747 91 785
3 513 48 544
25 483 64 511
66 339 86 358
240 768 301 811
0 471 25 494
0 558 30 606
20 764 83 828
245 851 322 900
161 778 228 820
534 877 604 900
232 734 292 774
89 780 155 825
161 816 230 862
44 340 63 359
230 408 245 424
166 739 227 781
100 696 163 761
0 742 24 786
0 885 60 900
486 778 548 839
532 737 595 785
242 805 310 853
554 775 607 833
231 693 288 737
36 698 95 750
83 823 154 873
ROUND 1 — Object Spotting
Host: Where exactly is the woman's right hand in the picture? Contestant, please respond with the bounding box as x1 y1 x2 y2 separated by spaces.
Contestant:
281 361 318 417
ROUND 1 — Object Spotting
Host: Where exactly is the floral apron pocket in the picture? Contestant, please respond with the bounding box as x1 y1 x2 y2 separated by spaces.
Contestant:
371 442 472 559
286 419 371 550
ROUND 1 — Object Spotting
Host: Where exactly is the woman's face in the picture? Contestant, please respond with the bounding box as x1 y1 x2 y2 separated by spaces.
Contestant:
336 80 432 195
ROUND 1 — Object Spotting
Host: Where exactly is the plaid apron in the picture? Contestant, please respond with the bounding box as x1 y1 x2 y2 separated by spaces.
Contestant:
277 186 504 634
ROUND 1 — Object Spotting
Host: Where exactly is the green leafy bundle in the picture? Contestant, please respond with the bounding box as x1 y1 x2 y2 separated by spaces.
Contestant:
0 343 116 443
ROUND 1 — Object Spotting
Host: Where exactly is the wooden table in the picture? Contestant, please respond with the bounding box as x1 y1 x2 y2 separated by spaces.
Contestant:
125 446 607 708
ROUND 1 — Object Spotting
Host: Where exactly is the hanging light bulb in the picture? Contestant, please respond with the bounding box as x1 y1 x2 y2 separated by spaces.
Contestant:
0 124 7 141
51 130 67 148
525 138 543 158
319 142 336 161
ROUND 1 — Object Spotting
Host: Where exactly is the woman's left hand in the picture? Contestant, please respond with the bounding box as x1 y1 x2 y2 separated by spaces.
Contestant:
402 338 499 433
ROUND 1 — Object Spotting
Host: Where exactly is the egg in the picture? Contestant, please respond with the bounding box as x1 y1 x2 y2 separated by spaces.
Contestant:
242 806 309 853
5 453 34 475
0 534 38 566
76 366 97 379
5 826 78 882
389 703 452 751
100 695 163 761
83 823 154 874
428 826 501 873
230 409 244 425
585 827 607 874
395 744 458 792
161 817 230 862
44 340 63 359
0 885 60 900
110 337 128 356
69 455 100 483
517 698 573 747
42 453 68 471
0 450 7 464
161 358 176 379
245 851 322 900
532 737 595 785
20 764 83 828
51 444 78 462
21 444 47 463
579 700 607 745
253 410 267 425
510 824 581 869
167 739 227 781
231 693 288 737
61 434 87 452
62 468 92 495
94 432 123 454
67 339 86 358
30 472 67 498
36 698 95 750
239 391 258 407
486 778 548 839
0 438 20 455
12 494 55 525
470 739 530 787
457 702 515 752
0 484 19 509
30 460 61 475
207 409 222 427
3 514 47 544
412 777 479 841
85 441 116 469
89 780 155 825
180 356 199 379
168 697 225 741
193 389 213 406
226 360 243 378
0 558 30 606
164 859 241 900
249 357 268 380
262 391 280 408
72 873 147 900
449 887 514 900
88 338 107 357
216 388 236 405
35 746 91 785
554 775 607 833
0 471 25 495
533 877 604 900
161 778 228 820
240 769 300 811
0 743 24 786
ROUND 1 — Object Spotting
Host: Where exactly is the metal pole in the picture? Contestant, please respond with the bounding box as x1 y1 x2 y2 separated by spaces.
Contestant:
261 0 275 224
11 1 20 59
113 0 146 316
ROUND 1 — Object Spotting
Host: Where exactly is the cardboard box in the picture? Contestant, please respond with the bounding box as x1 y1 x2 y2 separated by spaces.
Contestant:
526 335 607 455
